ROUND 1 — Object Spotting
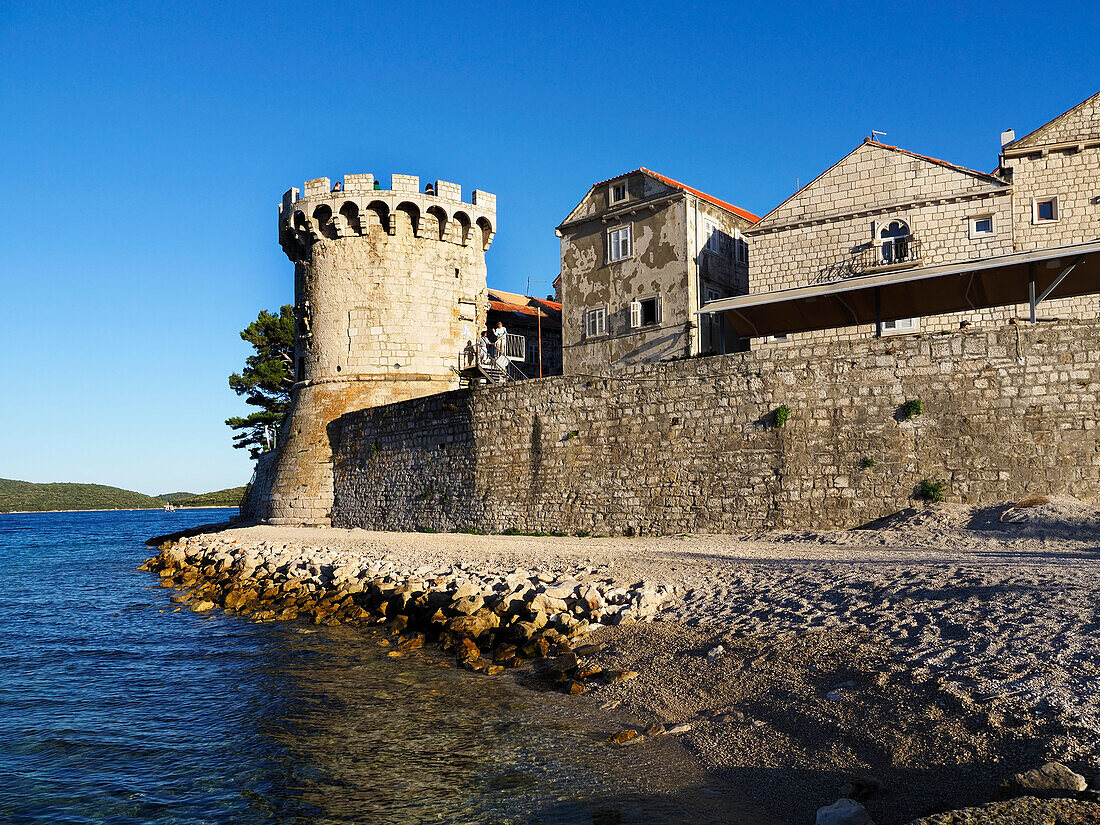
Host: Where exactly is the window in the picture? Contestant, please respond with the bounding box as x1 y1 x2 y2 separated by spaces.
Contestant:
585 306 607 337
607 225 632 262
880 317 918 335
970 215 995 238
630 296 663 328
765 334 789 343
703 219 720 253
735 238 748 265
1033 197 1059 223
609 181 628 204
878 219 914 264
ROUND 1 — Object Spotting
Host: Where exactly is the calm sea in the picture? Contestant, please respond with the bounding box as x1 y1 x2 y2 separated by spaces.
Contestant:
0 509 758 825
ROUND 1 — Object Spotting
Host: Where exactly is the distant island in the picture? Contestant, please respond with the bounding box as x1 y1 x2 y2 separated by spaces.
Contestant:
0 478 246 513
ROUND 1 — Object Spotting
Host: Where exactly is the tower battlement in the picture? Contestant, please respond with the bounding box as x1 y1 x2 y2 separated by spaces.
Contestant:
279 173 495 261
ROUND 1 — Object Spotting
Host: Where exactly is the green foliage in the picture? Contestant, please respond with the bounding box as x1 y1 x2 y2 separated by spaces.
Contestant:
563 430 579 441
917 478 946 503
156 491 197 502
455 526 485 535
169 487 247 508
774 404 791 428
859 456 876 469
0 478 164 512
225 305 295 459
901 399 923 420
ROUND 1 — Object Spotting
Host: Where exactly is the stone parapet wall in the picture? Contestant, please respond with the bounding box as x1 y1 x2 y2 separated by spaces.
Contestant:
331 321 1100 535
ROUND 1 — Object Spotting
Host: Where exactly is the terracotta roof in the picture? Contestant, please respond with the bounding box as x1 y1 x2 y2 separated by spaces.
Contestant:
531 297 562 312
594 168 760 223
865 140 1005 184
488 299 540 316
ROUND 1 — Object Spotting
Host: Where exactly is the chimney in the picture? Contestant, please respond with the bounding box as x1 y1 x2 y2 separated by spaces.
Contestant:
1000 129 1016 149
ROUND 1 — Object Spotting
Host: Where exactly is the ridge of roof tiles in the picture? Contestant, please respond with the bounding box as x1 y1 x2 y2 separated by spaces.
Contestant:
593 168 760 224
865 140 1006 184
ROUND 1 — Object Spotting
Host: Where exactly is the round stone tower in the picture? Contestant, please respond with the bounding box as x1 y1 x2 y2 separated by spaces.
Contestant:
249 173 495 525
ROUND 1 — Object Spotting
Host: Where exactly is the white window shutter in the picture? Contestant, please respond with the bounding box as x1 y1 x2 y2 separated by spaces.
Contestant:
655 296 663 324
623 226 631 257
630 300 641 329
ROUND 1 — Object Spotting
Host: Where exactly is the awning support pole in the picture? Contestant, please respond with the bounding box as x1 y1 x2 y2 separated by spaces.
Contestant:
874 287 882 337
1029 263 1037 323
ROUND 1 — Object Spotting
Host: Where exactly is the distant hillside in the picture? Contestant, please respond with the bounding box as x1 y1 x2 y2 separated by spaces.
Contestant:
0 478 164 513
172 487 246 508
156 491 197 502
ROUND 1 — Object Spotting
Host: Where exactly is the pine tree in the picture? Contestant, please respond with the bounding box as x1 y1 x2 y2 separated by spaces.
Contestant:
225 305 295 459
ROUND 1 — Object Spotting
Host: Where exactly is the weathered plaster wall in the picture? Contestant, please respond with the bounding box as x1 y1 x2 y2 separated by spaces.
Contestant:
559 172 753 375
330 320 1100 536
560 191 691 374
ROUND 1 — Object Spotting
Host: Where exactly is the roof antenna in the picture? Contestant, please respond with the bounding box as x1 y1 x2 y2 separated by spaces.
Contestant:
871 130 887 143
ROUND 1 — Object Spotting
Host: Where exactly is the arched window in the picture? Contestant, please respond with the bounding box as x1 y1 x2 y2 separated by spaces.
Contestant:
879 219 911 264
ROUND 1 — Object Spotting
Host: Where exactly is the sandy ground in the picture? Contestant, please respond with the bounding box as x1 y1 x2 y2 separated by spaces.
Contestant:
194 498 1100 824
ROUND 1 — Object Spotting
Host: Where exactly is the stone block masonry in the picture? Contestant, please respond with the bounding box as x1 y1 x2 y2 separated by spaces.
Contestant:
331 321 1100 535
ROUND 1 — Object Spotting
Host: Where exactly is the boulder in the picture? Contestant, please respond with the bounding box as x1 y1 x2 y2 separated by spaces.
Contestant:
451 595 485 615
530 593 568 614
1002 762 1088 798
815 798 874 825
455 638 480 666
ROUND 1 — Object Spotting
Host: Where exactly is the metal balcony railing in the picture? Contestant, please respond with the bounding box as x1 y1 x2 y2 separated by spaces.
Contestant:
859 235 922 271
503 333 526 360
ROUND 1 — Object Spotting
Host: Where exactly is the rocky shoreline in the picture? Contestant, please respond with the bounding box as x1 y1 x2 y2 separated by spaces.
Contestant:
142 533 676 694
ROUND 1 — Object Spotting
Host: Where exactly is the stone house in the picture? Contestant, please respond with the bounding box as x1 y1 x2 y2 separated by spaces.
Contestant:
485 288 562 377
704 91 1100 345
556 168 758 375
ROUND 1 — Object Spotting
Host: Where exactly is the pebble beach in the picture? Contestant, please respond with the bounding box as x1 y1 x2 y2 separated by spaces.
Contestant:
145 497 1100 824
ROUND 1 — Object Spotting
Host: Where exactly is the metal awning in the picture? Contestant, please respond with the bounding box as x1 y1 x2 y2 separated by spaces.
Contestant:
699 239 1100 338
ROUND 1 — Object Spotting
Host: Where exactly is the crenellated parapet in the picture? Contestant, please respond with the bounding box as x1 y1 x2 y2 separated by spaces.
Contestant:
279 173 496 261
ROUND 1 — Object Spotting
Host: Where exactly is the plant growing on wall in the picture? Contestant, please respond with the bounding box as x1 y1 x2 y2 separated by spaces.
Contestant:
859 456 876 469
917 478 946 503
774 405 791 428
901 399 923 420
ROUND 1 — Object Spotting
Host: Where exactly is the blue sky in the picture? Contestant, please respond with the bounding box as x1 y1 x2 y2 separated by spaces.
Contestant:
1 1 1096 495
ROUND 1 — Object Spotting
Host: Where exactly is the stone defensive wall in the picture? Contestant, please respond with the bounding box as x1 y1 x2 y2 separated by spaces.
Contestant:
328 320 1099 535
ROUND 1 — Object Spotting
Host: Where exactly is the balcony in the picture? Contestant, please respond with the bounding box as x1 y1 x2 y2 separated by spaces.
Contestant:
857 234 922 273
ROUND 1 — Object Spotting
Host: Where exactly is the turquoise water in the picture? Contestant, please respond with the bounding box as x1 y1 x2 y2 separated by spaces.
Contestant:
0 509 752 825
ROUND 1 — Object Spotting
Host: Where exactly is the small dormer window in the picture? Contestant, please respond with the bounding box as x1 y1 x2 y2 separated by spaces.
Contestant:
609 181 628 205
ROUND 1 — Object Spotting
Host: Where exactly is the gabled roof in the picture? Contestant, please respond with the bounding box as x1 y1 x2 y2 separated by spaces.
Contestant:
752 139 1007 231
566 168 759 226
865 141 1005 184
1006 90 1100 150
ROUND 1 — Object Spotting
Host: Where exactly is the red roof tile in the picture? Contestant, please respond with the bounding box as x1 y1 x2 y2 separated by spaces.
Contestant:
593 168 760 223
488 300 540 316
530 297 562 312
